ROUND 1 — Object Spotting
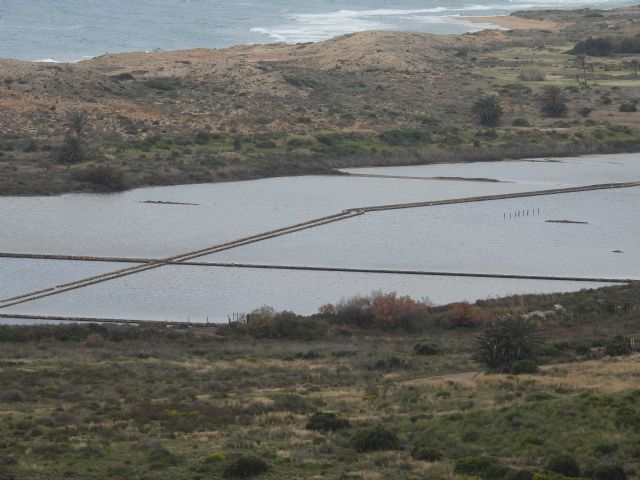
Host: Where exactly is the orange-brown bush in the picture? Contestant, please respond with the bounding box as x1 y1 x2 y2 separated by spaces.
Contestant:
439 302 490 329
81 333 111 348
333 291 429 331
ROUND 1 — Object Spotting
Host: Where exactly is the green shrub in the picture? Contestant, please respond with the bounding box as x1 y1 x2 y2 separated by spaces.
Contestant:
378 129 429 146
512 118 531 127
604 336 631 356
594 443 618 455
454 457 509 479
223 455 269 478
145 78 176 91
351 425 399 452
590 465 626 480
570 36 640 56
147 446 183 468
619 103 637 113
413 343 440 356
547 454 581 477
110 72 135 81
411 447 443 462
271 394 310 414
510 359 540 375
70 164 126 191
0 389 25 402
305 412 350 432
219 310 327 340
506 470 535 480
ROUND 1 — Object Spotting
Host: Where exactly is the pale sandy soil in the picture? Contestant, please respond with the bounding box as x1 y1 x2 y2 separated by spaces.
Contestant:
462 15 563 31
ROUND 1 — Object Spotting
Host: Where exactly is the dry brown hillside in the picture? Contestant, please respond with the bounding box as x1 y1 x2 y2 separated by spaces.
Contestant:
0 7 638 195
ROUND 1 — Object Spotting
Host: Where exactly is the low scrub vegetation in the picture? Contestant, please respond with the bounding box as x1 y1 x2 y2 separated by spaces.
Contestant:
0 284 638 479
570 35 640 56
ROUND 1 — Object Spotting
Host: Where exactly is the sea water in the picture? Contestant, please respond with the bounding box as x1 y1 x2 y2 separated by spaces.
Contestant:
1 0 637 62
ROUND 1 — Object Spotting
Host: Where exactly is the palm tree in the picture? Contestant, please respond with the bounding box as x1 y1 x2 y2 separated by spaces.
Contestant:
58 111 88 164
69 111 87 137
475 313 541 372
541 86 568 117
472 95 503 127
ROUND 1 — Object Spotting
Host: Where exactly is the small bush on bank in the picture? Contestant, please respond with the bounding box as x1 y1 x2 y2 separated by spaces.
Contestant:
351 425 399 452
223 455 269 478
305 412 350 432
70 164 126 191
411 447 443 462
547 454 581 477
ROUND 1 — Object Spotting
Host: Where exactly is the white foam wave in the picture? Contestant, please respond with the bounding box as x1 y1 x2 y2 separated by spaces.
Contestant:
249 0 632 44
34 58 61 63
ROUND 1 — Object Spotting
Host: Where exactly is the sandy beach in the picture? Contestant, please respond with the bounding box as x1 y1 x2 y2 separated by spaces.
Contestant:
462 15 562 31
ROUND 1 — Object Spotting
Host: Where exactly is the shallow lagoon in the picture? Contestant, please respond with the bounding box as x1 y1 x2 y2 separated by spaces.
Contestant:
1 153 638 322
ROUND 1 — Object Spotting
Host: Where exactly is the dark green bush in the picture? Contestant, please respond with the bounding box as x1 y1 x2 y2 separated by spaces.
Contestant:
271 394 311 414
510 359 540 375
590 465 626 480
305 412 350 432
604 336 632 356
377 129 429 146
547 454 581 477
413 343 440 356
619 103 637 113
351 425 399 452
145 78 176 91
147 446 183 468
110 72 134 81
570 36 640 56
70 164 126 191
505 470 534 480
223 455 268 478
454 457 509 479
594 443 618 455
411 447 443 462
0 389 25 402
512 118 531 127
219 310 327 340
